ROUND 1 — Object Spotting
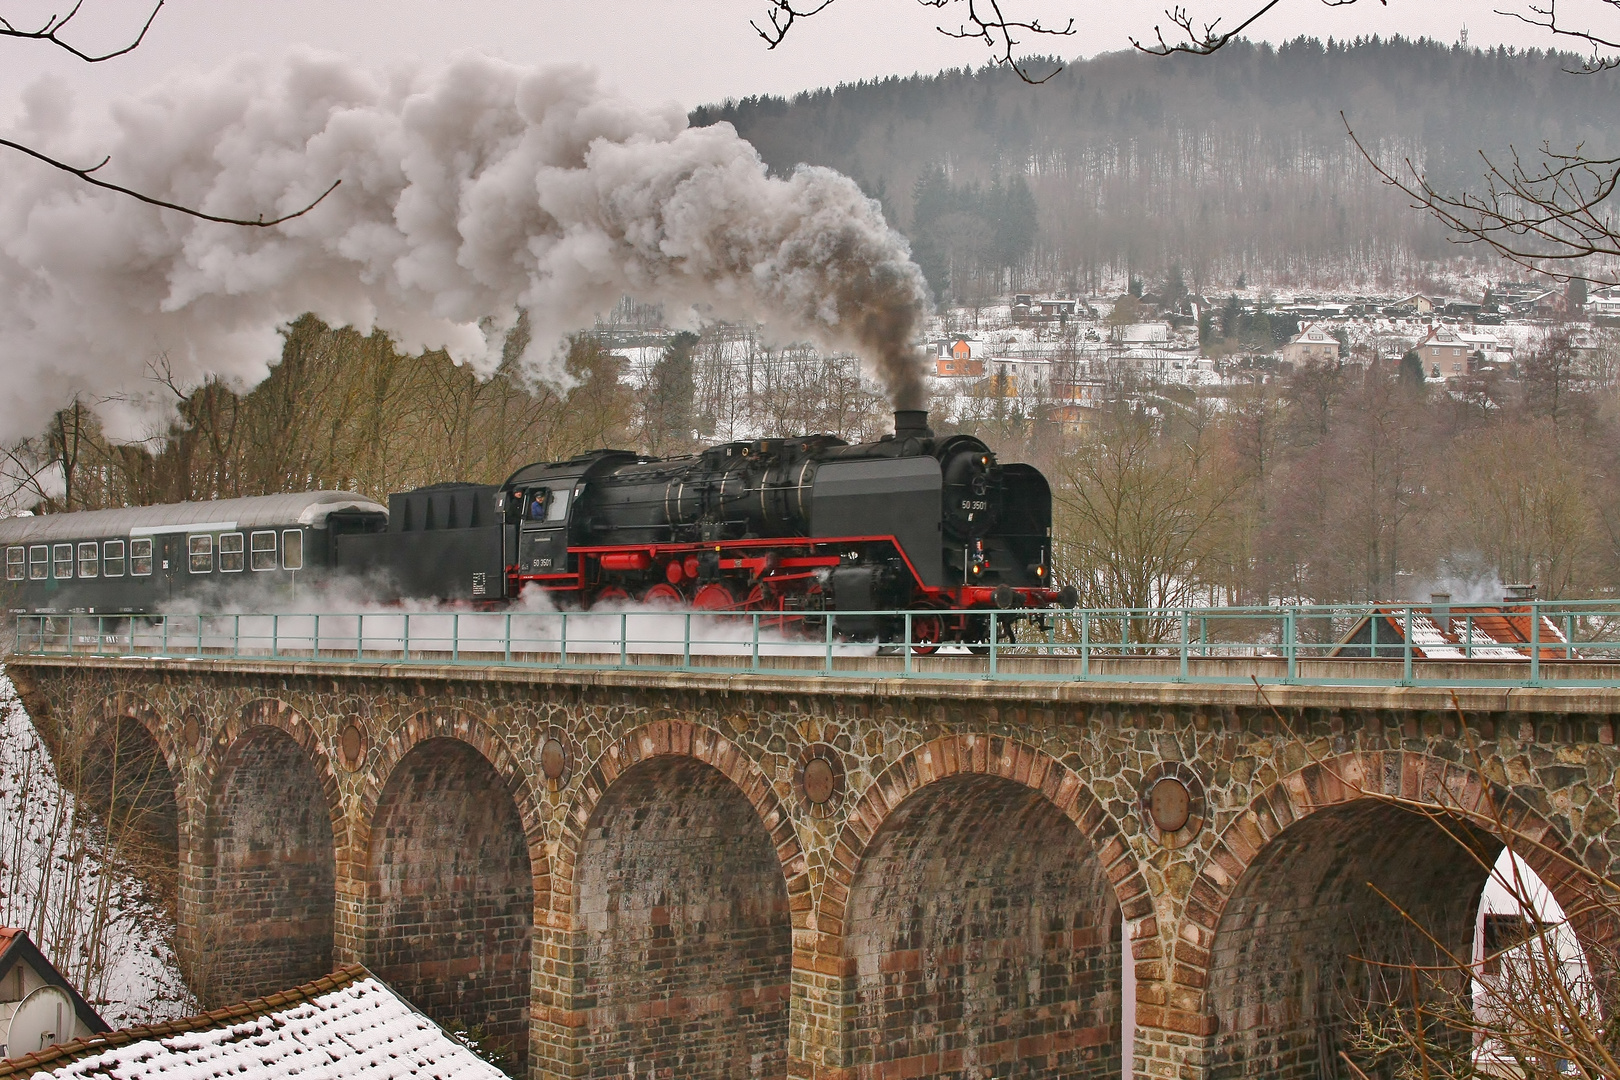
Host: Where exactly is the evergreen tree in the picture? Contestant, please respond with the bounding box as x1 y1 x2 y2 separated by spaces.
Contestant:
644 331 699 455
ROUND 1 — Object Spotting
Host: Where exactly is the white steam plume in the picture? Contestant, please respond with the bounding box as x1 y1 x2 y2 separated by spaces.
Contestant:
0 52 930 443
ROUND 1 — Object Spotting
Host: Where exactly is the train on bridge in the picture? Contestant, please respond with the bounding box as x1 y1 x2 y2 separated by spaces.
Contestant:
0 410 1073 648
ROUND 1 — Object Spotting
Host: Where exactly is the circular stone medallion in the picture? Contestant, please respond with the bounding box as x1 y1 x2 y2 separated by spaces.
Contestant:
1149 777 1191 833
540 737 568 781
803 757 837 804
1138 761 1207 849
339 722 366 770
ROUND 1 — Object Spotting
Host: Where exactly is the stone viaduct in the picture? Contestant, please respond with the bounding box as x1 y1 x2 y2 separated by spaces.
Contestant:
7 654 1620 1080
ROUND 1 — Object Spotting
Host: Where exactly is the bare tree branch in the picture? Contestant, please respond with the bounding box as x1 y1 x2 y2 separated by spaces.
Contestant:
2 1 341 225
0 0 164 63
0 138 341 227
1499 0 1620 72
1129 0 1290 57
752 0 1073 83
1344 114 1620 287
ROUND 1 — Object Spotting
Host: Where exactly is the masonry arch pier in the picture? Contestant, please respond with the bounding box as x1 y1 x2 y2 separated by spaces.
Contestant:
199 704 339 1004
81 699 181 924
10 659 1620 1080
568 753 795 1079
846 772 1123 1078
1186 752 1597 1080
364 733 536 1070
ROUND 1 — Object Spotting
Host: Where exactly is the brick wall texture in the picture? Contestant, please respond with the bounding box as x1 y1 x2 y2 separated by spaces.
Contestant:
575 756 792 1079
9 658 1620 1080
209 726 336 1001
366 736 534 1070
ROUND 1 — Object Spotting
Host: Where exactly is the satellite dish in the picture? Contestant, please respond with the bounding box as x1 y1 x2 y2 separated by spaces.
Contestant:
6 985 74 1059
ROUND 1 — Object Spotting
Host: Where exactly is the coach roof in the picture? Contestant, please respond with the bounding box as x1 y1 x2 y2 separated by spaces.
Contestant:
0 492 386 546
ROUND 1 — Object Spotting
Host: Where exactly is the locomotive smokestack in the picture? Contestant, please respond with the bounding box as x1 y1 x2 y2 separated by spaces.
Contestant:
893 409 933 440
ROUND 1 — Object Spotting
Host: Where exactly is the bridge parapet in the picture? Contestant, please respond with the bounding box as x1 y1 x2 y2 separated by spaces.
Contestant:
7 653 1619 1080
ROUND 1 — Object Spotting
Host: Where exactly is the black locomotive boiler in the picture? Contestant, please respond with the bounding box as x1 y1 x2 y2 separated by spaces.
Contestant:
5 411 1071 648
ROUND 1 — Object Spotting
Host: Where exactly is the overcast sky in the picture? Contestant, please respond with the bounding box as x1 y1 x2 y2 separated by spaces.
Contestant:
0 0 1590 119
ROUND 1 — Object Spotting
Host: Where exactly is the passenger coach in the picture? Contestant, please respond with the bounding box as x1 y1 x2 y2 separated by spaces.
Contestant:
0 492 386 614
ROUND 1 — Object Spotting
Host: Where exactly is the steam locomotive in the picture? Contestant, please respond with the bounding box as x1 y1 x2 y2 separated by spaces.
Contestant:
2 410 1072 647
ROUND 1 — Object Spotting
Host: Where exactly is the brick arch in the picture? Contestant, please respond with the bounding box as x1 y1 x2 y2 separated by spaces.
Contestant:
818 734 1147 1080
354 705 545 869
195 700 342 1004
545 718 807 922
1183 749 1592 1078
545 719 804 1080
817 733 1151 935
92 691 179 777
1180 748 1587 1014
361 708 540 1070
201 699 345 852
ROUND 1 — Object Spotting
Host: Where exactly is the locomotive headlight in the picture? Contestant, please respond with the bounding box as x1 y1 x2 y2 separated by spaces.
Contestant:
1036 565 1047 577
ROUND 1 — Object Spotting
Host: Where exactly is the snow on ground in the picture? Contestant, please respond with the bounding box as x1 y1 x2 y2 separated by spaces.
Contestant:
0 669 194 1028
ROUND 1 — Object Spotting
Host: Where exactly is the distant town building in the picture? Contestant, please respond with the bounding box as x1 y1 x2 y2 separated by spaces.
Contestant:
1280 322 1341 366
1411 326 1474 379
1390 293 1437 315
0 966 502 1080
0 930 106 1063
934 338 987 376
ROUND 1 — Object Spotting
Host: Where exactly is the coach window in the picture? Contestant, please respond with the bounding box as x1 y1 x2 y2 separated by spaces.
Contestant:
53 544 73 579
219 532 245 573
5 548 22 581
104 540 126 577
282 530 303 571
188 534 213 574
250 531 276 571
129 538 153 576
28 546 47 580
77 542 98 579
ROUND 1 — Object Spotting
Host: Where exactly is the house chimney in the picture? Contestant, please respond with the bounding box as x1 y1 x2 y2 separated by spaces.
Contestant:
1429 592 1452 635
892 410 933 441
1503 583 1538 604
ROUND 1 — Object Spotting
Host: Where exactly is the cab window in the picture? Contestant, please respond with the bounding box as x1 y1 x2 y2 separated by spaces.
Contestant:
28 546 47 580
104 540 126 577
282 530 303 571
129 538 153 576
250 531 276 571
53 544 73 579
4 547 21 582
77 542 98 579
219 532 244 573
188 534 213 573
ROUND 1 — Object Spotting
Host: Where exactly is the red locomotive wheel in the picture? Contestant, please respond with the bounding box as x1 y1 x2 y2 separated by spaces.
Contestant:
641 583 682 606
693 583 737 610
592 586 631 607
910 613 944 656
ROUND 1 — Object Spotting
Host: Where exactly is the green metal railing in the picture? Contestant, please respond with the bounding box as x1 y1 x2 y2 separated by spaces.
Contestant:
10 602 1620 688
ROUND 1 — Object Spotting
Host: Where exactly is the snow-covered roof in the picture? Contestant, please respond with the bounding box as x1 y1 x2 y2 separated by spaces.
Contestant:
1287 322 1338 346
0 966 503 1080
0 493 386 546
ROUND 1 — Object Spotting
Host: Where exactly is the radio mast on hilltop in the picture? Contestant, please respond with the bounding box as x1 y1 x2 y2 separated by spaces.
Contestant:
1460 24 1470 49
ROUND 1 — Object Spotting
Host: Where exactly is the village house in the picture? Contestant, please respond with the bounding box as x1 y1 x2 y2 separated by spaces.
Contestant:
0 966 503 1080
1389 293 1437 315
1410 325 1475 379
934 338 986 377
983 356 1051 399
0 930 106 1063
1280 322 1341 366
